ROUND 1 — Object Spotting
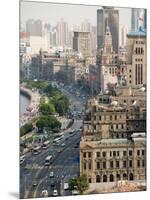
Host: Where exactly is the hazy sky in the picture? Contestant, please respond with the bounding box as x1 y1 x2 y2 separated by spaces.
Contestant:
20 1 132 30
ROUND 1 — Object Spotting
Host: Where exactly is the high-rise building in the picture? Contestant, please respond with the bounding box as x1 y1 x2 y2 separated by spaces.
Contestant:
81 19 92 32
126 28 146 87
121 25 128 47
26 19 44 36
56 18 69 46
73 31 91 58
97 7 119 53
131 8 146 32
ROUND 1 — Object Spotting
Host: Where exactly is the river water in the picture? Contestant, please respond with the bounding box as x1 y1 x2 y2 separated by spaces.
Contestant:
20 93 30 115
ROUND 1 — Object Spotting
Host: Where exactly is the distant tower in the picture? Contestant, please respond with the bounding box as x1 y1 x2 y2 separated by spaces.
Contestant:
121 25 128 47
97 7 119 53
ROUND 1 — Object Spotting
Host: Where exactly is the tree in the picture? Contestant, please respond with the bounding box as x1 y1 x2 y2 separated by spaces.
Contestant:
69 175 89 194
39 102 55 115
20 123 33 137
36 115 61 132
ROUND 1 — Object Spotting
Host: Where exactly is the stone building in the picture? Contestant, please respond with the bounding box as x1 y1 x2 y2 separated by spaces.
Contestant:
126 28 146 87
80 86 146 184
73 31 92 58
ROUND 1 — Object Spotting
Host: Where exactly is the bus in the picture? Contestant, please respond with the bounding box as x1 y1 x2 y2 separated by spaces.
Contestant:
53 135 64 144
42 141 50 149
45 155 52 166
32 146 41 155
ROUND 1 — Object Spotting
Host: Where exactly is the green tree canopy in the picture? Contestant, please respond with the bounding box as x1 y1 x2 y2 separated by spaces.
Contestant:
69 175 89 194
39 102 55 115
36 115 61 131
20 123 33 137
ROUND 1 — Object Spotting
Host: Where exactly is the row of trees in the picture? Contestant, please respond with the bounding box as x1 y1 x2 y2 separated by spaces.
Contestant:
21 81 69 134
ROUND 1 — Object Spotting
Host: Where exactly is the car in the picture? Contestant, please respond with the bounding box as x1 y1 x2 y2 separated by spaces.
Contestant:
50 171 54 177
53 189 58 196
50 181 55 188
41 190 48 197
57 149 62 153
72 190 79 195
61 143 65 147
32 181 38 187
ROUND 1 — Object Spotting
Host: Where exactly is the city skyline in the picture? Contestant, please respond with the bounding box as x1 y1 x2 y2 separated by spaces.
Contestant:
20 1 132 30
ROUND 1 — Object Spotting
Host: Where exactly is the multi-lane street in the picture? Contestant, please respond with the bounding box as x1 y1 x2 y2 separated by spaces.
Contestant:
20 82 88 198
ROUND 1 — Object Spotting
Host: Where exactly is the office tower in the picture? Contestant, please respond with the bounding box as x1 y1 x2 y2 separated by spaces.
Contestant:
56 18 69 46
73 31 91 58
121 25 128 47
26 19 44 36
97 7 119 53
81 19 92 32
126 29 146 87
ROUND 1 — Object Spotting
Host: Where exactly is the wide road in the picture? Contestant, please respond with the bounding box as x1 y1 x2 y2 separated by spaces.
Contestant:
20 82 87 198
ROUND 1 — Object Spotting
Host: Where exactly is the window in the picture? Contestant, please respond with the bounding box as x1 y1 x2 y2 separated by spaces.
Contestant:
117 151 120 156
103 152 106 157
110 152 112 157
116 161 119 168
88 152 91 158
96 152 100 158
123 151 127 156
97 162 100 169
129 69 132 73
129 160 132 167
110 161 113 168
129 150 132 156
88 162 91 170
142 160 145 167
84 163 86 170
142 150 145 156
129 80 132 84
115 115 117 120
121 124 124 129
123 160 127 168
137 160 140 168
89 177 91 183
116 124 118 129
111 124 113 129
137 150 140 156
110 115 112 120
113 151 116 157
99 116 101 120
103 161 106 169
83 152 86 158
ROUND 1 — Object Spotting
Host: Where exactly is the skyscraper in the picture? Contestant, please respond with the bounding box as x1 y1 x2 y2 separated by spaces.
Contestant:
97 7 119 53
26 19 44 36
56 18 69 46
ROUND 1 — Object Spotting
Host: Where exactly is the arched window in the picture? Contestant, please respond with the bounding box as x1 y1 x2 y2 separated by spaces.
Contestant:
96 175 101 183
123 173 127 180
116 174 120 181
103 175 107 182
110 174 114 182
129 173 134 180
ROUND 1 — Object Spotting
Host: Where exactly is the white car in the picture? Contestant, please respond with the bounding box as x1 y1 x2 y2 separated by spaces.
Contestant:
53 189 58 196
41 190 48 197
50 171 54 177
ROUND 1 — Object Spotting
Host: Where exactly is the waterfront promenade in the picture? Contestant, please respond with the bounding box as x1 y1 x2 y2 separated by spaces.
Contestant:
20 86 41 126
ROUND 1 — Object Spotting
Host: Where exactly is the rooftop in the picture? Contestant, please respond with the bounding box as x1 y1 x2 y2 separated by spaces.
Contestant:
127 27 146 37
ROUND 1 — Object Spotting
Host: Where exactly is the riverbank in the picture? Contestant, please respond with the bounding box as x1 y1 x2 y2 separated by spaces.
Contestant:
20 86 41 126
